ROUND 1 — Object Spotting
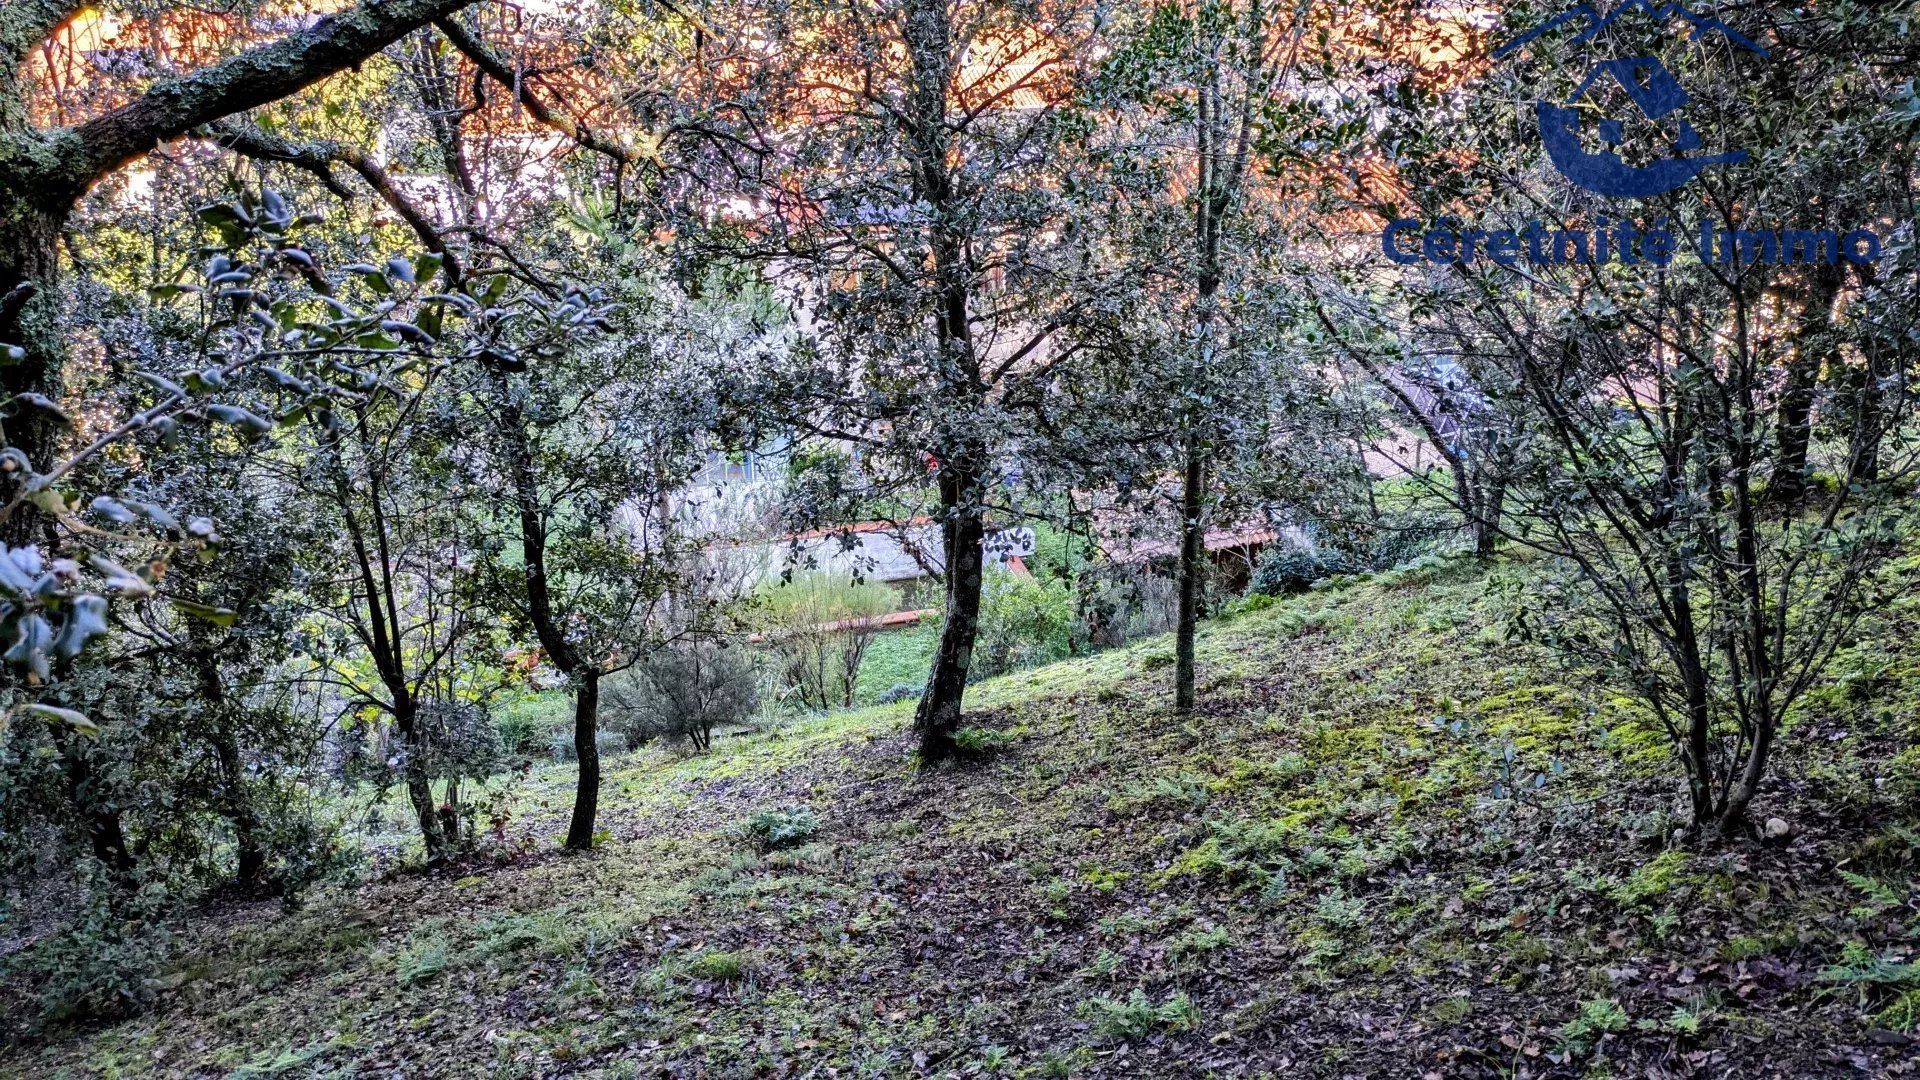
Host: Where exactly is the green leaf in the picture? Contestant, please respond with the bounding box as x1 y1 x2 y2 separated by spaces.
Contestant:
4 613 53 681
136 371 186 398
172 599 238 628
206 404 274 436
8 393 70 426
52 594 109 660
89 495 137 524
20 702 98 737
89 554 155 598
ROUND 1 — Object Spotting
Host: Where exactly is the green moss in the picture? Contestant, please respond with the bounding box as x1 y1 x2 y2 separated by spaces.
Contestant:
1608 850 1693 908
1430 995 1474 1025
687 950 748 982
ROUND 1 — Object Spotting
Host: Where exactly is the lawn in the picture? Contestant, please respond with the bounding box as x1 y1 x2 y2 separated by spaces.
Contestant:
5 554 1919 1078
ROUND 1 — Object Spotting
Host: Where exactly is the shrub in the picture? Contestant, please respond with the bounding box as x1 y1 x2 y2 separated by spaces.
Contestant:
1251 543 1353 595
1364 510 1461 568
734 806 821 851
876 682 921 704
975 570 1075 678
756 574 899 711
1076 564 1179 649
413 701 505 781
550 726 626 763
9 869 172 1027
605 643 760 752
494 694 565 756
1252 513 1461 598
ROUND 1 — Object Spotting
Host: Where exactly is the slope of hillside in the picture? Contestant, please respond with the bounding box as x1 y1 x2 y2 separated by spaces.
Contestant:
6 554 1920 1079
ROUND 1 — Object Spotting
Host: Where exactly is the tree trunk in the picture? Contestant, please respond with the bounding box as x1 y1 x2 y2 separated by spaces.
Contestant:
397 703 449 865
56 729 137 882
439 776 462 852
1773 266 1838 506
1174 432 1206 715
0 213 70 545
565 669 601 850
210 716 267 892
1719 706 1776 835
480 362 606 850
1773 358 1816 505
1672 613 1717 829
1471 469 1504 558
1845 357 1883 484
189 644 270 892
915 459 986 761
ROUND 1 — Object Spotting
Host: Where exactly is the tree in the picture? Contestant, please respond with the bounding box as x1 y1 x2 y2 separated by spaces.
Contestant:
685 0 1099 759
1322 0 1920 834
0 0 484 524
288 356 484 867
1079 0 1350 712
459 291 693 851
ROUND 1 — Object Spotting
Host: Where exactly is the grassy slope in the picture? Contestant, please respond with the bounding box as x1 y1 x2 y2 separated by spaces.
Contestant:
7 555 1920 1079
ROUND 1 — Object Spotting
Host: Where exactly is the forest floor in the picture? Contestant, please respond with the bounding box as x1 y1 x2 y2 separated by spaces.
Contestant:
6 552 1920 1079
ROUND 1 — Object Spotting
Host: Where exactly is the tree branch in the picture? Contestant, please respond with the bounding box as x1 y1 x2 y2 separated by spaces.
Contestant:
65 0 481 186
0 0 85 94
205 119 464 284
433 15 644 169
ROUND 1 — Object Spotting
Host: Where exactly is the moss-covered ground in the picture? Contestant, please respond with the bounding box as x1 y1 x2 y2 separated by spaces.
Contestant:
6 554 1920 1078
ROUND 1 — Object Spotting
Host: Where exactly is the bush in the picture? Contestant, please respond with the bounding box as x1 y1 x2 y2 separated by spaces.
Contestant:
549 726 627 763
1250 543 1354 595
7 866 172 1028
605 643 760 752
876 682 921 704
1252 512 1461 597
494 693 567 756
1364 510 1461 568
975 570 1075 679
756 574 899 711
733 806 820 851
1075 564 1178 649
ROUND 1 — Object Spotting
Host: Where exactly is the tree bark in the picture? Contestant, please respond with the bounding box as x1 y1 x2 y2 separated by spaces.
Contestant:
900 0 992 763
0 219 67 543
1844 357 1883 484
211 722 267 892
324 442 449 865
397 703 448 863
915 459 986 761
55 727 136 882
564 669 602 850
481 363 604 850
1472 468 1504 558
1174 433 1206 714
193 646 268 892
1773 357 1816 505
1773 266 1839 506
